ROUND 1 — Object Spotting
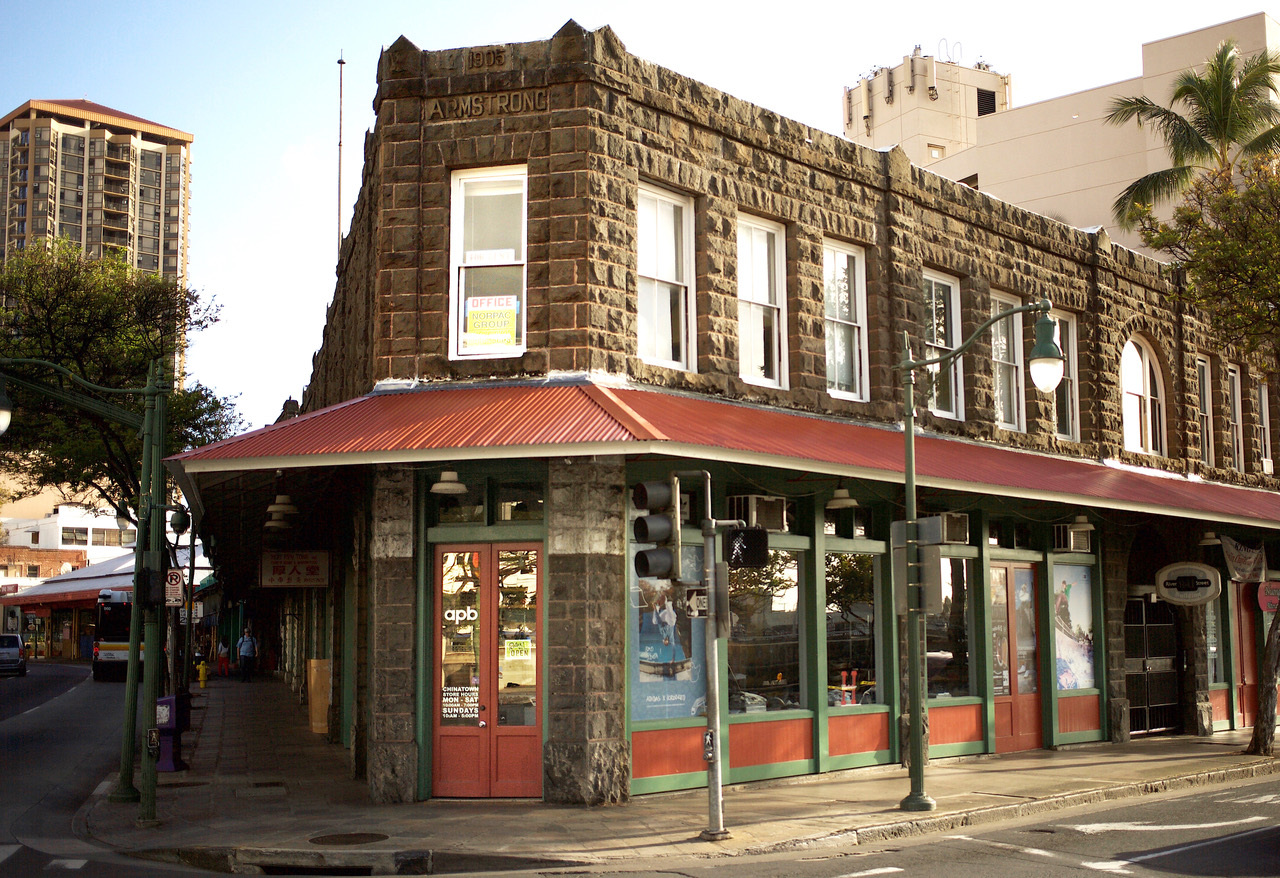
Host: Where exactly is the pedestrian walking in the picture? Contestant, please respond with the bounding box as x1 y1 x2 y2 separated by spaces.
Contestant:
236 628 258 682
217 637 230 677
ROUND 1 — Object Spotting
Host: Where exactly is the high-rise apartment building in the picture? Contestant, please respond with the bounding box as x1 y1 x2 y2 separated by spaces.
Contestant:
1 99 192 282
842 14 1278 254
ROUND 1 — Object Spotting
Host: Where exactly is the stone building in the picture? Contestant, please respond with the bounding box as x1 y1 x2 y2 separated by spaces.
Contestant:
169 22 1280 805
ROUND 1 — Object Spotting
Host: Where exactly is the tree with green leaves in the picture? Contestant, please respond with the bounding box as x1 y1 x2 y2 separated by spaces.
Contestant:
1134 156 1280 756
1106 39 1280 228
0 240 242 523
1136 160 1280 354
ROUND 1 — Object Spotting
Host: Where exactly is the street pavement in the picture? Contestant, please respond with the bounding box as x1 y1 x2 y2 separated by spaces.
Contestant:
81 672 1280 875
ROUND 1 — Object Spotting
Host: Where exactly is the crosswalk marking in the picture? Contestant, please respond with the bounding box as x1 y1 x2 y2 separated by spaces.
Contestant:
45 859 88 870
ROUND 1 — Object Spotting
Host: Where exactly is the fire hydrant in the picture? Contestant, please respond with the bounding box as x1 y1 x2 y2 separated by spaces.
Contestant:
198 660 208 689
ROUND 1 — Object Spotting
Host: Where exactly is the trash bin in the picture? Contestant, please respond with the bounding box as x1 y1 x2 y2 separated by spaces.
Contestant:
307 659 331 735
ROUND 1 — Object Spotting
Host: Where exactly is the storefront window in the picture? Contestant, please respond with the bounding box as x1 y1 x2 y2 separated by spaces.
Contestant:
629 542 706 721
1206 597 1225 685
825 552 879 705
435 481 484 525
1053 564 1095 689
927 557 972 698
728 550 803 711
497 482 543 522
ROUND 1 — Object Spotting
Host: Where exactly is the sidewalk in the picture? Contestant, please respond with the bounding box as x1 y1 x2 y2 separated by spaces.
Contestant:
81 674 1280 875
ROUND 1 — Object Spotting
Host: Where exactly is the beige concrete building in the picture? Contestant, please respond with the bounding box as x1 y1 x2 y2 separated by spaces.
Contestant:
844 13 1280 253
1 100 192 283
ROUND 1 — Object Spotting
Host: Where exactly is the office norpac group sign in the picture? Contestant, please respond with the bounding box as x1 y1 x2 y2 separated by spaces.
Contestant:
1154 562 1221 606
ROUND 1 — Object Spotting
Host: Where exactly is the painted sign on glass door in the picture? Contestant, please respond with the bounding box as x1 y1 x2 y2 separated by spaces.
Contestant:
434 544 541 797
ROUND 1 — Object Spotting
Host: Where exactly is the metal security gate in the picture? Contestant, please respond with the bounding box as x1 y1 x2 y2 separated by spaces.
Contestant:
1124 597 1180 735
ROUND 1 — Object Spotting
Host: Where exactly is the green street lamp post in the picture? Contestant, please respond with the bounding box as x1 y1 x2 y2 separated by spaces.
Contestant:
0 357 168 822
895 299 1064 812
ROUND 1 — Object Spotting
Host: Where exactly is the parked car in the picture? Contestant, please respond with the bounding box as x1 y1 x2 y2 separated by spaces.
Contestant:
0 633 27 676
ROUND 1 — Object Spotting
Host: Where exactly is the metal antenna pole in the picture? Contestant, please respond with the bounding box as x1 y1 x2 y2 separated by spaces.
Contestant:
338 52 345 259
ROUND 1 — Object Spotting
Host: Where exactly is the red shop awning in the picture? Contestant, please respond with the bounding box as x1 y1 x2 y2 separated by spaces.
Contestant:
168 379 1280 531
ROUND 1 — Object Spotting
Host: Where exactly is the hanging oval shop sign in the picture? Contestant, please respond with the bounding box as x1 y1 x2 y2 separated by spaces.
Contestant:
1154 562 1221 606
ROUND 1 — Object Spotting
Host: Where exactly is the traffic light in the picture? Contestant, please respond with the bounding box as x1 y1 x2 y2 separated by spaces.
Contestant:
633 479 680 579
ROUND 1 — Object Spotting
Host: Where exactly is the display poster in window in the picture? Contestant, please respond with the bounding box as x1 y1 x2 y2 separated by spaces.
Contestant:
1053 564 1094 690
461 293 521 355
629 542 707 721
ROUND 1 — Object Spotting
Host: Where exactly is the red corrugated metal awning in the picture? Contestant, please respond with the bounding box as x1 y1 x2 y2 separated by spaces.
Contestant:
168 380 1280 530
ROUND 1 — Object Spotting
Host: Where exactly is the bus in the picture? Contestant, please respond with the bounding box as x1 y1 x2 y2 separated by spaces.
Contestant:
93 589 140 681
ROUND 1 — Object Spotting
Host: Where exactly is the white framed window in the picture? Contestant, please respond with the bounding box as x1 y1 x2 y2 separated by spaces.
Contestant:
1196 357 1214 467
990 292 1024 432
823 239 868 400
449 165 527 360
1227 365 1244 472
637 183 695 370
1258 380 1273 475
923 270 962 419
1051 311 1079 441
1121 337 1165 456
737 214 787 388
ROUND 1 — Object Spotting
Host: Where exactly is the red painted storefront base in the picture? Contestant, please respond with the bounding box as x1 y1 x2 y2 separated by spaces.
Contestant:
1058 694 1102 734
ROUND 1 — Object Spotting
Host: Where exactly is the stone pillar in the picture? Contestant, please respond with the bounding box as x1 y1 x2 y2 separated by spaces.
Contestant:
367 466 417 802
1103 523 1135 743
543 457 629 804
1179 604 1214 736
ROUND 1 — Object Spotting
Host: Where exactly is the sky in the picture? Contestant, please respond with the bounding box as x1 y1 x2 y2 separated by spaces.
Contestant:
2 0 1275 430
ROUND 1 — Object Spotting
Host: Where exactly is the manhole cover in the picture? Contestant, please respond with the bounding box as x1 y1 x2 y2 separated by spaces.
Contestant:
309 832 389 846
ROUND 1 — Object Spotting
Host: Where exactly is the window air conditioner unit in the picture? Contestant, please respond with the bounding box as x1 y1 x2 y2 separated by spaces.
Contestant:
1053 521 1092 553
727 495 788 533
1264 458 1275 476
890 512 969 547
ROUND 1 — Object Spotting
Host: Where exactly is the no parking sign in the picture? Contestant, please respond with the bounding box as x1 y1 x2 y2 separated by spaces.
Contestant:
164 569 185 607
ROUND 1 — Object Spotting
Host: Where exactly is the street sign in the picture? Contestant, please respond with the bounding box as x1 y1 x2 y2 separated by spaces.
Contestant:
178 601 204 623
164 569 185 607
684 585 707 618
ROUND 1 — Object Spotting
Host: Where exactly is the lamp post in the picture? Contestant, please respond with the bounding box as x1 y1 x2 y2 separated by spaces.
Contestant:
895 299 1064 812
0 357 168 821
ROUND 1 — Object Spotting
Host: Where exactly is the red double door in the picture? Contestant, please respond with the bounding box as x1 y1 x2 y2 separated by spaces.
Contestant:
991 564 1042 753
433 544 542 798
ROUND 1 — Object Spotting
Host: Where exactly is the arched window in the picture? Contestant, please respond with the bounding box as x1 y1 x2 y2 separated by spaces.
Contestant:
1121 338 1165 455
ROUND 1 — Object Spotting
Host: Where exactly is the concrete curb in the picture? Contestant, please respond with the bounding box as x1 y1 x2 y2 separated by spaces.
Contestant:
105 756 1280 874
738 756 1280 856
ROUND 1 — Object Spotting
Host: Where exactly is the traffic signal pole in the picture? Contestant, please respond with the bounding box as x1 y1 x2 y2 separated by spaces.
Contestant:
674 470 746 842
633 471 747 840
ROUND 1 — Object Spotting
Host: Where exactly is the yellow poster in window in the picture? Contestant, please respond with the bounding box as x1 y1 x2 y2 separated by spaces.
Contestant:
463 295 520 352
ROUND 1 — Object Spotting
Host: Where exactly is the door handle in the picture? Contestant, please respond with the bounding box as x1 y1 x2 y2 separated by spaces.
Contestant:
478 720 487 728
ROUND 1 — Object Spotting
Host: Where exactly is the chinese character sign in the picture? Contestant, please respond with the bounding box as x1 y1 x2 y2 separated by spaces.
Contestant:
260 551 331 588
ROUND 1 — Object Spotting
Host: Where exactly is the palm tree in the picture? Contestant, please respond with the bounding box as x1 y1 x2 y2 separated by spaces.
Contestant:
1106 39 1280 227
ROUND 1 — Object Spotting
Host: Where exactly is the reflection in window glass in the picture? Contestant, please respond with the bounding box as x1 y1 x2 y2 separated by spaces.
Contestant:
439 551 480 726
436 481 484 525
1053 564 1095 689
497 482 543 522
1206 597 1225 685
728 550 803 711
825 553 879 705
497 550 537 726
927 558 972 697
